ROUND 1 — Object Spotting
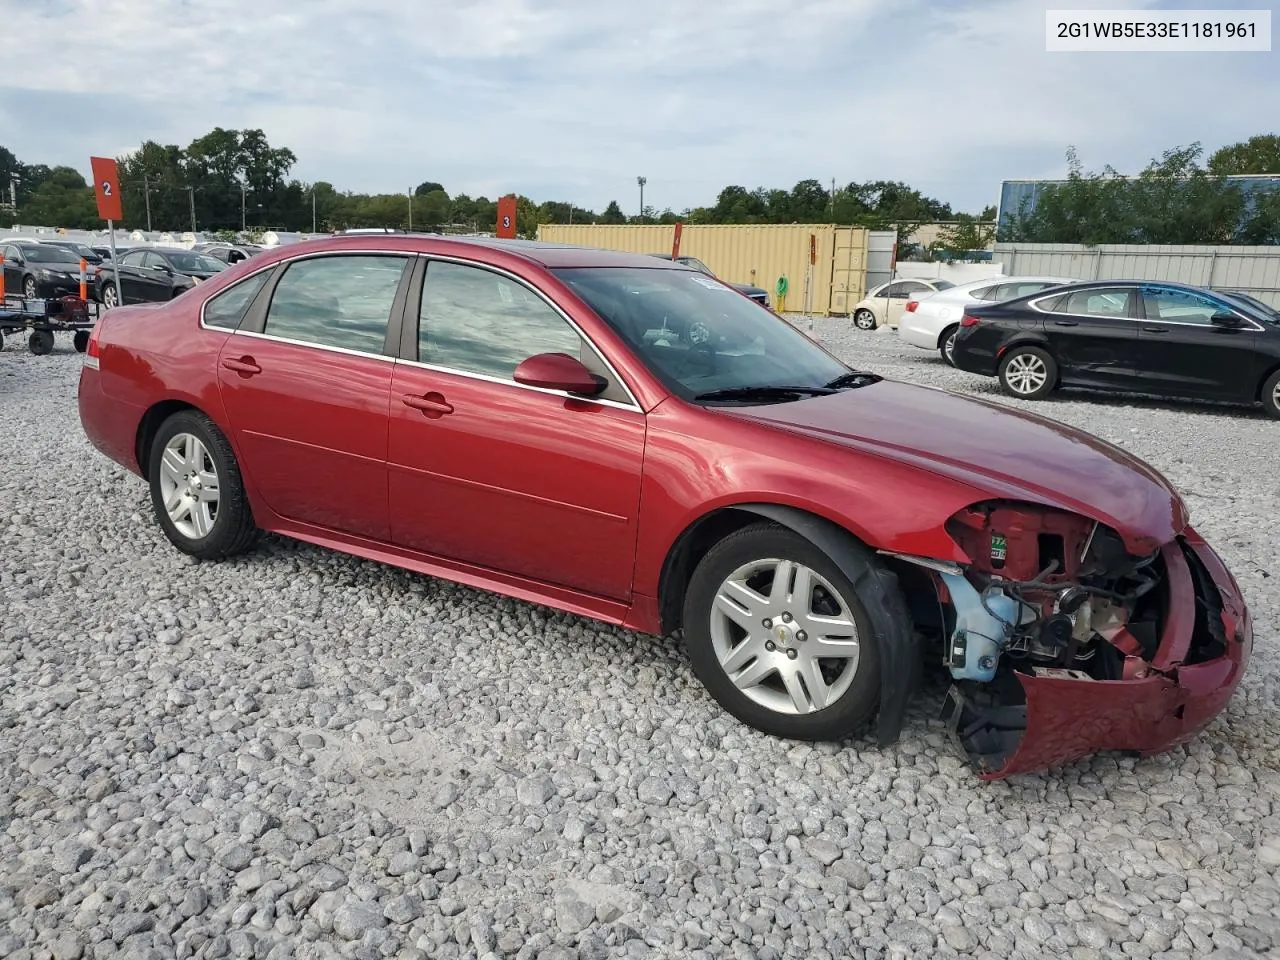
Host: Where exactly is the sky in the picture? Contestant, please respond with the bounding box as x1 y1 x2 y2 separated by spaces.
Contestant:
0 0 1275 216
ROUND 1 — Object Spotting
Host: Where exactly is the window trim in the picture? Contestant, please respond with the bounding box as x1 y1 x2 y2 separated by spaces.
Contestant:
399 253 642 412
1029 285 1139 320
198 260 281 330
1136 284 1265 331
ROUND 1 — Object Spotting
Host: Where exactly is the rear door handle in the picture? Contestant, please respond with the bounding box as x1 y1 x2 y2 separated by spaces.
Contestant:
221 356 261 376
1053 319 1079 327
402 393 454 416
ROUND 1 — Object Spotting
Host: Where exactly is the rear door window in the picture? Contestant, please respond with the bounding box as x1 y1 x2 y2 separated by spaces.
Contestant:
261 254 409 354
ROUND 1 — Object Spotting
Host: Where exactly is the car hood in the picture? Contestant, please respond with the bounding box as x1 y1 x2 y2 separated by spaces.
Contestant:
725 379 1188 554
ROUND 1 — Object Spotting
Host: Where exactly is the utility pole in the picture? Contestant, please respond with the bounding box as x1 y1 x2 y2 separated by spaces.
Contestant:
637 176 646 221
831 178 837 221
143 176 153 232
240 181 247 232
9 174 18 210
408 188 413 231
311 189 317 234
186 186 197 232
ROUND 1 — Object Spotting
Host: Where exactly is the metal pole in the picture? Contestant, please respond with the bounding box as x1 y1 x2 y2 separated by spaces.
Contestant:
188 187 196 232
143 176 152 232
408 189 412 231
312 191 317 234
107 220 123 308
240 182 246 232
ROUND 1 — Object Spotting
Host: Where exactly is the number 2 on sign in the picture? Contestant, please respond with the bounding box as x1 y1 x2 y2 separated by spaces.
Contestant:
102 181 113 196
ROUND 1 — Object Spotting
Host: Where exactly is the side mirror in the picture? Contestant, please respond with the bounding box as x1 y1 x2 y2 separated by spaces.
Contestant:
513 352 606 396
1210 311 1243 328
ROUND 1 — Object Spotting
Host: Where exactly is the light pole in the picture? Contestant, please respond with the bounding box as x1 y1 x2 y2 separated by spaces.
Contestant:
186 186 198 232
240 181 247 232
311 189 317 234
9 174 18 210
637 176 646 221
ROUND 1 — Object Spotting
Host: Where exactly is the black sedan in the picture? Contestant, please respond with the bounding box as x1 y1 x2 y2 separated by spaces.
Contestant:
40 239 107 266
1 241 90 299
951 279 1280 418
96 247 226 308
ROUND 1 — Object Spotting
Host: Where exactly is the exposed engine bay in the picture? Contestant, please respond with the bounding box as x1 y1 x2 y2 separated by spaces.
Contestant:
884 500 1238 777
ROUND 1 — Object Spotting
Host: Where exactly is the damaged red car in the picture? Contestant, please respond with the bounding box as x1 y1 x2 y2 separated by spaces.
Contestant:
77 235 1253 778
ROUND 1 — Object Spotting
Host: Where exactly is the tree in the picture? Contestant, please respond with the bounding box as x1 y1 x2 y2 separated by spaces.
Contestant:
599 200 626 224
932 215 996 260
416 189 451 227
17 166 97 228
1208 134 1280 175
414 180 445 197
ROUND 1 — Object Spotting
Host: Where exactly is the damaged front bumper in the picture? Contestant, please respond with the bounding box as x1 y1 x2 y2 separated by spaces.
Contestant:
940 527 1252 779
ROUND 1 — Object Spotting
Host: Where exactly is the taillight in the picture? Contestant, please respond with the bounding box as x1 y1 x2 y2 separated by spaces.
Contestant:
84 320 103 369
960 314 981 327
906 300 919 312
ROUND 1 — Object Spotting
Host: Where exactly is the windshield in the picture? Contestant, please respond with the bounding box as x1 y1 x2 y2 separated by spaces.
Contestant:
553 266 850 400
22 245 79 264
166 252 226 272
932 279 956 290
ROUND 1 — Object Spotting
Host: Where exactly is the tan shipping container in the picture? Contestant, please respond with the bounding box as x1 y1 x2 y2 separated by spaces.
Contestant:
537 223 869 315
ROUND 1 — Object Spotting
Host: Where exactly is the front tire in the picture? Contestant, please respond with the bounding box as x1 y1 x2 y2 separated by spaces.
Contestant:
939 324 959 366
682 523 882 741
854 309 877 331
1263 369 1280 419
101 282 118 309
148 410 258 560
23 276 37 299
998 346 1057 400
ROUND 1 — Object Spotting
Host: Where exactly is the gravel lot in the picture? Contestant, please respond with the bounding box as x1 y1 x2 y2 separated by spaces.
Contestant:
1 325 1277 960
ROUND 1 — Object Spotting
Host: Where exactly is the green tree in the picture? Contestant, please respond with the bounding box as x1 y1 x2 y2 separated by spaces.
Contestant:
414 180 445 197
1208 134 1280 175
17 166 97 228
599 200 626 224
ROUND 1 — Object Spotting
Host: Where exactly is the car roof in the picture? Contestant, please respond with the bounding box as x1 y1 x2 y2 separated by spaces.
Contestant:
251 234 686 271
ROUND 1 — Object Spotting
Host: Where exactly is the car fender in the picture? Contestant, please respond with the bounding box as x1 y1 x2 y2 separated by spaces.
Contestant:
995 331 1055 364
734 503 920 747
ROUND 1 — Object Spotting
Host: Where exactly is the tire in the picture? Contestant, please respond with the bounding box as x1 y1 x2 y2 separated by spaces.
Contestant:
1263 368 1280 420
998 345 1058 400
682 522 883 741
23 276 37 299
101 282 118 309
148 410 258 560
854 309 877 331
28 330 54 355
938 324 959 366
73 330 90 353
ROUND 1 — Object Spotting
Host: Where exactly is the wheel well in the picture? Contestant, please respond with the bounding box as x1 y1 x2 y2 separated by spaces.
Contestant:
937 322 958 348
1258 362 1280 402
135 400 198 473
658 508 763 635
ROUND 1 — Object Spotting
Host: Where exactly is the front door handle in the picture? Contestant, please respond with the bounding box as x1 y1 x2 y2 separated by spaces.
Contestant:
1053 319 1079 327
402 392 454 416
1145 326 1169 334
221 356 261 376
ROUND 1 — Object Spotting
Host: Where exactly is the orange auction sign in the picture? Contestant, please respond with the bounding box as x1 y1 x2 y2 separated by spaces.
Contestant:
90 156 123 221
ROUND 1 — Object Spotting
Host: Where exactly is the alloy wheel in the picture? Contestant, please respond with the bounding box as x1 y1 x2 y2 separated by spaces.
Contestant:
23 277 36 299
709 558 861 715
943 330 957 364
157 432 220 539
1004 353 1049 395
854 311 876 331
103 284 118 309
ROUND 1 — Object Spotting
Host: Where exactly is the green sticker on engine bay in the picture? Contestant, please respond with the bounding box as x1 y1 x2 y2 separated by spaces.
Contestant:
990 533 1007 562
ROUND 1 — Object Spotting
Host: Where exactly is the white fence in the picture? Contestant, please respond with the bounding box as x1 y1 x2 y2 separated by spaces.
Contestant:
993 242 1280 307
896 262 1006 285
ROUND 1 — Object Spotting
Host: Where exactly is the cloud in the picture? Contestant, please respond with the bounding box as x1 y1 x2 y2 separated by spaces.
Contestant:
1 0 1274 215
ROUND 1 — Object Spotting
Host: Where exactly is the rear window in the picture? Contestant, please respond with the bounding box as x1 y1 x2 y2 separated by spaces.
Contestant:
932 280 956 290
203 270 272 330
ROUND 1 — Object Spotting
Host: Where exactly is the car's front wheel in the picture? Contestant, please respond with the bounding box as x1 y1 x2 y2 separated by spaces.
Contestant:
23 276 37 299
682 523 882 740
1263 368 1280 420
101 282 118 309
148 410 258 560
853 309 877 331
998 345 1057 400
939 324 959 366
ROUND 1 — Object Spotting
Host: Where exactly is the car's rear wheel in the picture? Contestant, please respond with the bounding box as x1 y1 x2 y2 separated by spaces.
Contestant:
854 309 877 331
998 346 1057 400
1263 369 1280 419
101 282 118 309
148 410 257 560
939 324 959 366
682 523 882 740
73 330 90 353
23 276 37 299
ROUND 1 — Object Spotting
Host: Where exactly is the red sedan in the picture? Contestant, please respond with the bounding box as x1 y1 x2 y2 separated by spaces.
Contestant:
77 235 1253 779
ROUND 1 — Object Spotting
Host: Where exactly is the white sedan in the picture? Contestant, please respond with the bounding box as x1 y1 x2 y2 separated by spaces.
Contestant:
899 275 1076 365
851 277 956 331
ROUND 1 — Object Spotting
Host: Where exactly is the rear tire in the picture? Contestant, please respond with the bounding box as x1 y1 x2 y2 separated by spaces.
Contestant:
681 522 882 741
73 330 90 353
998 346 1057 400
939 324 959 366
854 309 877 331
1263 369 1280 419
148 410 258 560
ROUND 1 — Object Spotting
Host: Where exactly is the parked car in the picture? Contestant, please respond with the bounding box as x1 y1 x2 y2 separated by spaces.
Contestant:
36 238 107 267
851 277 956 330
1 240 88 299
649 254 772 309
900 275 1076 365
951 279 1280 417
194 242 265 265
96 246 227 307
77 236 1253 778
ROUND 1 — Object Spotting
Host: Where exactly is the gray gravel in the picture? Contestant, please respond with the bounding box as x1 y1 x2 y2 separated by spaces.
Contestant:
1 328 1278 960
